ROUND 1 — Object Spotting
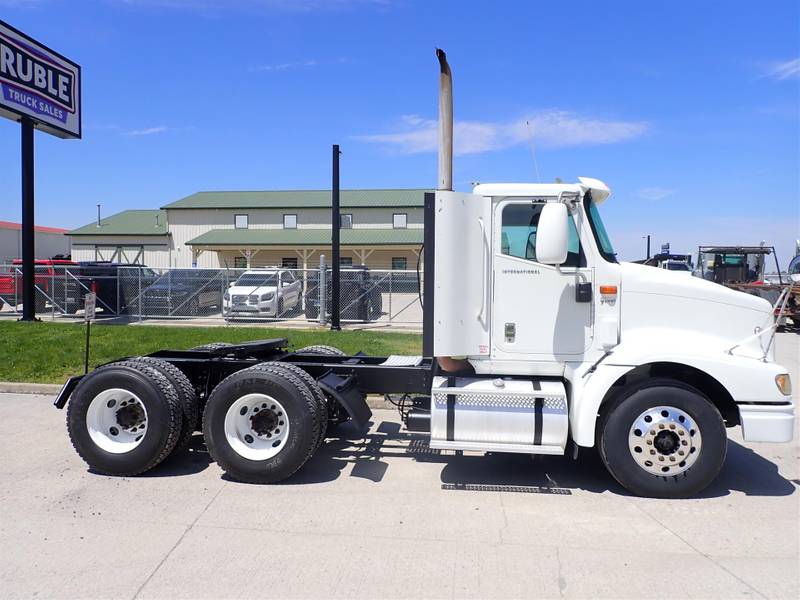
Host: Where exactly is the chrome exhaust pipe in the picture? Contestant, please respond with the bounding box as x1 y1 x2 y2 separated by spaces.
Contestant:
436 48 452 192
434 48 469 374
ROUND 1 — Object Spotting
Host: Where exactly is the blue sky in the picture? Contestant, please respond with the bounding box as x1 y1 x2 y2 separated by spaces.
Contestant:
0 0 798 263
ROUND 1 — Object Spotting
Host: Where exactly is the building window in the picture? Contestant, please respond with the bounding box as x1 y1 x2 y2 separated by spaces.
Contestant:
340 213 353 229
393 213 407 229
339 257 353 267
392 257 408 270
234 256 247 268
281 257 298 269
283 214 297 229
234 214 249 229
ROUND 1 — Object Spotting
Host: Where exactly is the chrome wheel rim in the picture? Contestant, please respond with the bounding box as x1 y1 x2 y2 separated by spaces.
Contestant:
86 388 148 454
224 393 289 460
628 405 702 476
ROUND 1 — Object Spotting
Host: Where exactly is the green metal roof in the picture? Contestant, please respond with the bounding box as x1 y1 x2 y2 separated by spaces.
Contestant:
68 210 169 236
163 189 430 210
186 228 423 247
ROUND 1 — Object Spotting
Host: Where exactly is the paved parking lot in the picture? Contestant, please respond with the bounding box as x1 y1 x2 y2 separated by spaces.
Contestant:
1 334 798 599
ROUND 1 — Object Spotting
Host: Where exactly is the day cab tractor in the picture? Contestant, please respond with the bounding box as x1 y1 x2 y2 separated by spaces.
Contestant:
53 50 794 499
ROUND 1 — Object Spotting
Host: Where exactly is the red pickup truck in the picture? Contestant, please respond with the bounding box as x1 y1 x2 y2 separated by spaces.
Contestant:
0 259 79 312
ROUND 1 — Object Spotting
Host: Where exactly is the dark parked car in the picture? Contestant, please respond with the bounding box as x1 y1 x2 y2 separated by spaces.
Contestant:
304 266 383 321
73 262 159 315
141 269 225 316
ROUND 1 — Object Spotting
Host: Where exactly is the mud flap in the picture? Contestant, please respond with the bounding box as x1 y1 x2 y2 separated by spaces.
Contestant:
53 375 84 409
317 372 372 427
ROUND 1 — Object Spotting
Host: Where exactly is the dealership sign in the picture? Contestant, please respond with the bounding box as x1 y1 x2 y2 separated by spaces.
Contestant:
0 20 81 138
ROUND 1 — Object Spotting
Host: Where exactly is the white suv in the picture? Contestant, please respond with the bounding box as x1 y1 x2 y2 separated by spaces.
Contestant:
223 269 301 317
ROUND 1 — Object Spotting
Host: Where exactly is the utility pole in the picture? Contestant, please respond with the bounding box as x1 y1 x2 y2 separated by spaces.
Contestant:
330 144 341 331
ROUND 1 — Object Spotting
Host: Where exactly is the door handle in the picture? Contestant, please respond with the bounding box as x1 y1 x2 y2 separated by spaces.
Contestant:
477 218 487 322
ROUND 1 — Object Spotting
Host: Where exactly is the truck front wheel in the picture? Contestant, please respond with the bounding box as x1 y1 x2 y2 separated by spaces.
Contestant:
598 379 727 498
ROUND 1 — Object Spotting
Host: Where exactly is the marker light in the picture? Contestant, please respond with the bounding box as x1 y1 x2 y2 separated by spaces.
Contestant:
599 285 618 295
775 374 792 396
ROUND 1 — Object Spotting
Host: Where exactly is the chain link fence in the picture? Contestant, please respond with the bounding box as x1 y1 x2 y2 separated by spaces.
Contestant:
0 264 423 327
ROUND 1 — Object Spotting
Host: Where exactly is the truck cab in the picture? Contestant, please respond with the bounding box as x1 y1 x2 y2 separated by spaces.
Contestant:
429 179 793 496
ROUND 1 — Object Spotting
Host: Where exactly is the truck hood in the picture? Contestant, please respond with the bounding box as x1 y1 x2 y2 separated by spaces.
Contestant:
227 285 278 296
619 262 775 359
621 262 770 313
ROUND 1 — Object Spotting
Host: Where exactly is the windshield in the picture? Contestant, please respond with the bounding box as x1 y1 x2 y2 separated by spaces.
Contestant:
666 262 689 271
789 256 800 275
586 197 617 263
235 273 278 287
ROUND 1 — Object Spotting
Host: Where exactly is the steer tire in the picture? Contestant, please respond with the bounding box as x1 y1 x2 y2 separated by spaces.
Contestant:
258 362 329 452
203 364 323 483
295 344 346 356
66 362 184 476
598 378 727 499
130 357 199 450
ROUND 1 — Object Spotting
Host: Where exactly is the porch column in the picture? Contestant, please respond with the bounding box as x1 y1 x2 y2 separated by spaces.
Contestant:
295 248 317 309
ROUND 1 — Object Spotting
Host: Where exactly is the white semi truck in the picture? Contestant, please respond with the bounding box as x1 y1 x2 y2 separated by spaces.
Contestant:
54 50 794 498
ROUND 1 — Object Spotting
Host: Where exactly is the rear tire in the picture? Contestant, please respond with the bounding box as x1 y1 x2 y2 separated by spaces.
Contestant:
295 345 346 356
130 357 199 450
203 365 323 483
190 342 232 352
598 378 727 498
66 362 183 476
258 362 329 452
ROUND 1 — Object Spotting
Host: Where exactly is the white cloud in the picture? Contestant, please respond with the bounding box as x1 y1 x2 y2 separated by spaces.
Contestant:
354 111 647 155
763 58 800 81
636 187 676 201
250 60 319 72
124 126 168 136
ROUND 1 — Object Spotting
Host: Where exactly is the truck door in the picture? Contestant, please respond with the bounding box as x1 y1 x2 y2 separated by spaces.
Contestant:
491 199 593 359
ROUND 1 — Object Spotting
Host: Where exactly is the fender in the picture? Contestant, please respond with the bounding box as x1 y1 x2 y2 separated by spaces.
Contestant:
568 328 791 447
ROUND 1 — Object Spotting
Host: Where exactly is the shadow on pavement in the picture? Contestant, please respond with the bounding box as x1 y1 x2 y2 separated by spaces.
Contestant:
278 421 798 498
158 420 796 498
142 433 214 477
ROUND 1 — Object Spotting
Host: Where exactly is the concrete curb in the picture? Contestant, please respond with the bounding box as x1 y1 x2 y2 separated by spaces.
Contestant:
0 381 398 410
0 382 62 395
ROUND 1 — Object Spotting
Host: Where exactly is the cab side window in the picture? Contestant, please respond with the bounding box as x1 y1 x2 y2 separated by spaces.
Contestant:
500 203 584 267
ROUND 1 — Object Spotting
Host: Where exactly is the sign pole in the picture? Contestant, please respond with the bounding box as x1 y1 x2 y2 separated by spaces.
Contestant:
83 292 96 374
20 117 35 321
84 319 91 374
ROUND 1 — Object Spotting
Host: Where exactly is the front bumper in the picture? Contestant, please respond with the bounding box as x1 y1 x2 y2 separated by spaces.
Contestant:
223 300 278 315
739 402 795 443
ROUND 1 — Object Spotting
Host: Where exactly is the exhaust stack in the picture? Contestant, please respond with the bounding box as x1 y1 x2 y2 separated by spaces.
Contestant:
436 48 452 192
433 48 470 374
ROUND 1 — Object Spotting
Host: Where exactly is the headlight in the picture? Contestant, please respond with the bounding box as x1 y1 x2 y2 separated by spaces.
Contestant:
775 374 792 396
223 292 229 300
260 293 275 302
